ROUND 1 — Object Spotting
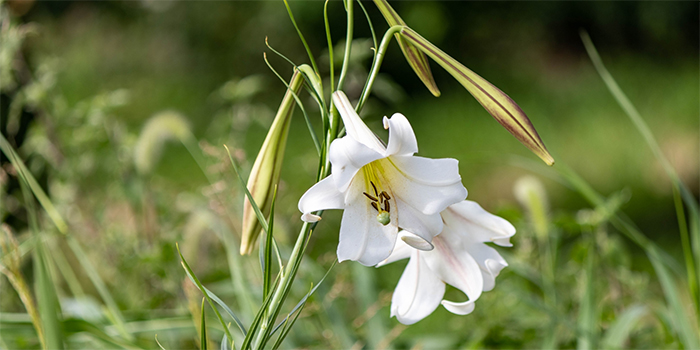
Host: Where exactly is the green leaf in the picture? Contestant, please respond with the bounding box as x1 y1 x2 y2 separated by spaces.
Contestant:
63 319 142 349
176 244 235 347
399 27 554 166
35 239 63 350
200 298 208 350
372 0 440 97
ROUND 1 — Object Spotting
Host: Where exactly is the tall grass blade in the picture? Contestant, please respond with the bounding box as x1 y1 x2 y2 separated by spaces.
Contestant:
176 244 235 347
399 27 554 166
155 334 167 350
220 335 231 350
63 319 142 349
34 239 64 350
577 237 596 350
0 133 131 340
601 305 647 349
263 186 278 300
200 298 208 350
581 30 700 313
270 260 337 337
512 157 698 346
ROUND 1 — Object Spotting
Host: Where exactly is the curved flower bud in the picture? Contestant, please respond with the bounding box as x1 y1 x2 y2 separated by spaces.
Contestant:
372 0 440 97
298 91 466 266
240 70 304 255
380 200 515 325
399 27 554 166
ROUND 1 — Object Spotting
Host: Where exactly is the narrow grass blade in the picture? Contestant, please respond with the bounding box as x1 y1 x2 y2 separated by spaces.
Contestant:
527 160 699 347
0 133 131 340
200 298 208 350
271 300 306 350
601 305 647 349
577 237 596 350
282 0 319 74
63 319 142 350
66 236 131 340
581 30 700 314
647 248 700 349
372 0 440 97
220 335 231 350
270 260 337 337
0 133 67 234
240 276 278 350
155 334 167 350
176 244 235 347
263 186 278 299
399 27 554 166
182 268 246 337
34 239 64 350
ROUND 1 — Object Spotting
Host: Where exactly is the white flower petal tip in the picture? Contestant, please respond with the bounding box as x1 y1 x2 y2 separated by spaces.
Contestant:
441 299 476 316
399 231 433 251
301 213 321 223
384 200 516 323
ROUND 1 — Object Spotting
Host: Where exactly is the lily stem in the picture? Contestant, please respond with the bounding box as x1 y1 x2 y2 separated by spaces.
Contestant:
356 25 404 113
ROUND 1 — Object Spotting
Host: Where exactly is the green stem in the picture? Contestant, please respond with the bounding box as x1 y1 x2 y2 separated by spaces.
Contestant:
250 222 311 349
356 25 403 113
336 0 354 91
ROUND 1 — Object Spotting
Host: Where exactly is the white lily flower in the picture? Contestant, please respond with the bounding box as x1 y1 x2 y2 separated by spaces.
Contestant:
379 200 515 325
298 91 467 266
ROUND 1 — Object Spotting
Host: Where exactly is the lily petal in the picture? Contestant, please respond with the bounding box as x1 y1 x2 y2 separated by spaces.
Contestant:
383 156 467 215
394 200 443 243
337 178 398 266
298 176 345 222
442 200 515 246
463 243 508 291
391 252 445 325
329 136 384 192
376 232 415 267
383 113 418 157
332 91 385 154
441 299 476 316
427 236 484 309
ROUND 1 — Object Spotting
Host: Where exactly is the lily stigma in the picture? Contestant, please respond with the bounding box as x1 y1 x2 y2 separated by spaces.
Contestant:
298 91 467 266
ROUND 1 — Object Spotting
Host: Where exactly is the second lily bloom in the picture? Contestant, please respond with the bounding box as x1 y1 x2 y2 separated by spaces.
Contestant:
298 91 467 266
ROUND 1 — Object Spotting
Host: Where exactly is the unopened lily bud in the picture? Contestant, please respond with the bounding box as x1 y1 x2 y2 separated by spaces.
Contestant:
240 69 304 255
513 176 549 239
372 0 440 97
398 27 554 166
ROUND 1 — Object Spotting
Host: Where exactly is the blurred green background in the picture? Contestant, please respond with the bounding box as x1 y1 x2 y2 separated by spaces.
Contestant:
1 1 698 349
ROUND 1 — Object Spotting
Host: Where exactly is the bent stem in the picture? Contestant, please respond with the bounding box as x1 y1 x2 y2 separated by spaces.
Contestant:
355 25 404 113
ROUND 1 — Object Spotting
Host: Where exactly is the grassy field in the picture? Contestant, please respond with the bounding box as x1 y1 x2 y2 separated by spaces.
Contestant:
1 1 698 349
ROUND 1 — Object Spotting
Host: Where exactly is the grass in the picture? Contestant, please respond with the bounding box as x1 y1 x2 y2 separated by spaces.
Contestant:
1 2 698 349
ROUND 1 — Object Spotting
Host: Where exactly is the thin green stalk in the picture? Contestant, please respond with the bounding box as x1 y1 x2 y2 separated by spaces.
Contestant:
48 246 85 298
282 0 319 75
357 0 377 52
581 30 700 312
250 222 312 349
356 25 403 113
336 0 354 91
324 0 334 94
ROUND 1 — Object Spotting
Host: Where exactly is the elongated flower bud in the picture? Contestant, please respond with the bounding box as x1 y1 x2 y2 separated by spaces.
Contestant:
372 0 441 97
240 70 304 255
399 27 555 166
